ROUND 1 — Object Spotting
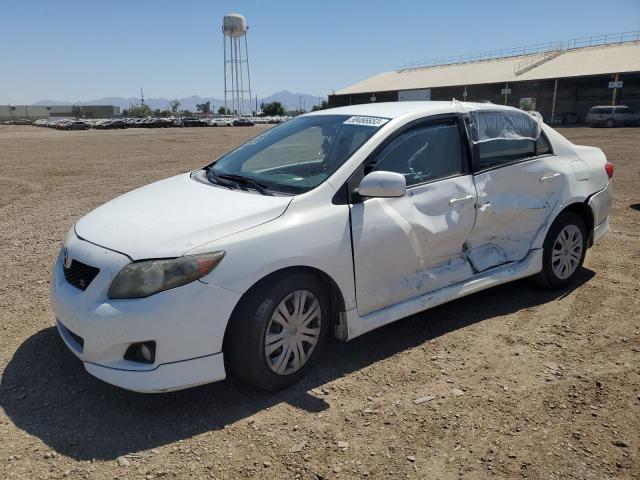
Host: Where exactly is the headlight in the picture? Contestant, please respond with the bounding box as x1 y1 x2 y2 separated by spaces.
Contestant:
107 251 225 299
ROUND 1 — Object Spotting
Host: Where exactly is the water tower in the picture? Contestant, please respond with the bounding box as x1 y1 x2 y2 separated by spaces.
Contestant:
223 13 252 117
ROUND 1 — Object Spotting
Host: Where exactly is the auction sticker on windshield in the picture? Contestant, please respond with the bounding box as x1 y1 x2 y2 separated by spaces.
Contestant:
343 116 390 127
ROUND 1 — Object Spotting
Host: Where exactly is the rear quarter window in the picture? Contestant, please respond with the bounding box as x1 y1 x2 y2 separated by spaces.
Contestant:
535 132 553 155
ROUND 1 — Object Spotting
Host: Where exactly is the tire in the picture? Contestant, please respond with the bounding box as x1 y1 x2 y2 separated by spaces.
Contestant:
532 211 587 289
224 272 330 391
606 118 616 128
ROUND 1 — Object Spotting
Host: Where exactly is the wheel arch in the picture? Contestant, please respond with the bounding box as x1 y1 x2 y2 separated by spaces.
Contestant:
554 201 595 247
222 265 348 352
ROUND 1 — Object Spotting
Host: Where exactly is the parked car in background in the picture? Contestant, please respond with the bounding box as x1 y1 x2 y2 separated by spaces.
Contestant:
47 119 64 128
59 120 90 130
93 119 112 129
207 118 233 127
552 112 579 125
586 105 640 127
51 102 613 393
6 118 33 125
182 117 206 127
233 118 255 126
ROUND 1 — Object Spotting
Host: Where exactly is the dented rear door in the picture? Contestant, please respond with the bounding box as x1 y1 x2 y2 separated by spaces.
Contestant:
466 155 565 271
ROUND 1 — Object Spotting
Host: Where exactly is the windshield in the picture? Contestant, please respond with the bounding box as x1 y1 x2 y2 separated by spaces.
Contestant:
209 114 388 194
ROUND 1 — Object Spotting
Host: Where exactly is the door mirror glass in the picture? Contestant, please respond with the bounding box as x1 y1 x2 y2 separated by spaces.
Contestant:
357 171 406 198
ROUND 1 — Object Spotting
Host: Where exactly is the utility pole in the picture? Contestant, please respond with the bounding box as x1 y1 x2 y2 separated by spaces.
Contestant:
550 79 559 125
140 88 145 107
611 73 620 106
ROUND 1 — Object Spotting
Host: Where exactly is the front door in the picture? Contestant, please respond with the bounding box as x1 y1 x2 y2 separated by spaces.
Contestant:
350 118 477 316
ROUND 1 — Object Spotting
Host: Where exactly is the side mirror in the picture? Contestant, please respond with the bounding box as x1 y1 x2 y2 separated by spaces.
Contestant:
357 171 406 198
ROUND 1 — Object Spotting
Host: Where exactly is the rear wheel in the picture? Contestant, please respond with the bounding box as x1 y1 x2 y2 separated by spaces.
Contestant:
224 272 330 391
532 212 587 289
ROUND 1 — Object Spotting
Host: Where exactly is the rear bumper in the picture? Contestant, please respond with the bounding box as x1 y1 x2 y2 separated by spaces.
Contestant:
592 217 609 245
588 181 612 246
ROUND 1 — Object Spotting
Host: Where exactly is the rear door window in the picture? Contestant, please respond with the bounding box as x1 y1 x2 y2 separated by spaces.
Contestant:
469 109 543 170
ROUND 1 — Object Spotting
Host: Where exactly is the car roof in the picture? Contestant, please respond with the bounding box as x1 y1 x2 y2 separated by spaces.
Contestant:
304 101 520 120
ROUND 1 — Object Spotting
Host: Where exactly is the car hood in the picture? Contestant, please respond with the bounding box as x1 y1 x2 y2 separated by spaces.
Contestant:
75 172 292 260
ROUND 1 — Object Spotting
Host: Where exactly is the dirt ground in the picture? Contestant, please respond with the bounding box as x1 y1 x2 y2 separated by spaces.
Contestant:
0 124 638 480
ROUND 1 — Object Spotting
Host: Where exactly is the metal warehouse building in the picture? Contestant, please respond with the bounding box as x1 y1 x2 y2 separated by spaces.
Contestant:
0 104 120 121
328 32 640 124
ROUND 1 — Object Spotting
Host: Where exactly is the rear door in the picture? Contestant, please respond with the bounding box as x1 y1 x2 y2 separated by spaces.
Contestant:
465 110 565 271
350 116 477 315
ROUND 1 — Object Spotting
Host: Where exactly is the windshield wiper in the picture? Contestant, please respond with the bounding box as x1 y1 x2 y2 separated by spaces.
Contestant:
213 172 272 196
205 168 237 190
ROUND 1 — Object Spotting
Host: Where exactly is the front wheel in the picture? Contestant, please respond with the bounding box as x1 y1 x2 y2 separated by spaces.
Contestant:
224 272 330 391
532 212 587 289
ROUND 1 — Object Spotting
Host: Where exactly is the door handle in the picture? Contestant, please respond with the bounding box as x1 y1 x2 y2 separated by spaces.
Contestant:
539 173 561 182
449 194 475 206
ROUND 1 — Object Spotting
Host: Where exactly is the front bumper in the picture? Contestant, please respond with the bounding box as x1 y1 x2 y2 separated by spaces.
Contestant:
84 352 226 393
51 232 242 393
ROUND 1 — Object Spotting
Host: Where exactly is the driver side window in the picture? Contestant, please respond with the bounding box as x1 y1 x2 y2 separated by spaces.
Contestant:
370 122 462 187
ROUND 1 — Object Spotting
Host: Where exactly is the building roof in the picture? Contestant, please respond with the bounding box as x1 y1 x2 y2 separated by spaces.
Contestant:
334 42 640 95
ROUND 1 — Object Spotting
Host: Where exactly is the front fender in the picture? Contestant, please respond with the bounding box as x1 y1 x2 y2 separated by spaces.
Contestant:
186 203 356 311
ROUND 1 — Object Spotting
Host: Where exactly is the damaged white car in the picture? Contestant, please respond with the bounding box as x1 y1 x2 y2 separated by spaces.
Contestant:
51 101 613 392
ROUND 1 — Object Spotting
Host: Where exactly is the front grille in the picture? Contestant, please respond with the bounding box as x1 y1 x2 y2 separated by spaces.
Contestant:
63 259 100 291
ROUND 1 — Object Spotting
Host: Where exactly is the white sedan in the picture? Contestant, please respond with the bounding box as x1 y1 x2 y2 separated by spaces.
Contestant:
207 118 233 127
51 102 613 393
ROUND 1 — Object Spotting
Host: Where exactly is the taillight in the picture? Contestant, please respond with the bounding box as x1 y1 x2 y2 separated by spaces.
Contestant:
605 162 614 179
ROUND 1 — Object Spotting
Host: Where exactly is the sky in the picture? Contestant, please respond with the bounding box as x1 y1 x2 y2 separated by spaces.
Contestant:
1 0 639 104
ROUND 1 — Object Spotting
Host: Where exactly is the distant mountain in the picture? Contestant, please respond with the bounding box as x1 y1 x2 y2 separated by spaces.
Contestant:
32 99 74 106
263 91 324 111
32 90 325 112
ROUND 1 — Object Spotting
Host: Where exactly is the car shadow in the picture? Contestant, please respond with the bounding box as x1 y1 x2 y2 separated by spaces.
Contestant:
0 269 594 460
629 203 640 211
